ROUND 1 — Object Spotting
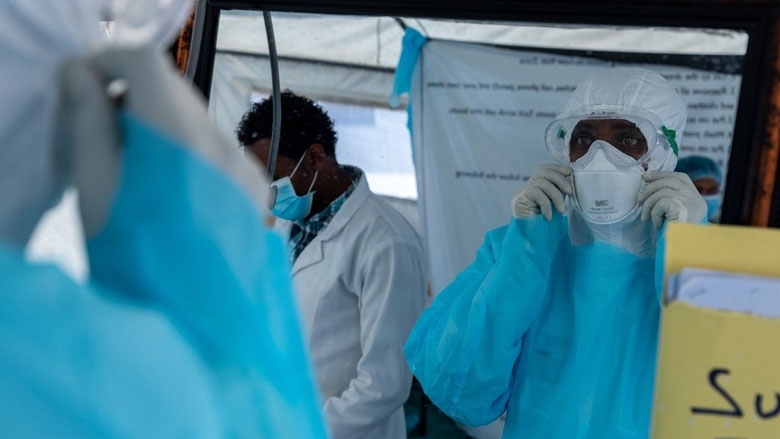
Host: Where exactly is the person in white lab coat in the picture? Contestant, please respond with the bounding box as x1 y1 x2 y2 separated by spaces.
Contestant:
238 90 428 439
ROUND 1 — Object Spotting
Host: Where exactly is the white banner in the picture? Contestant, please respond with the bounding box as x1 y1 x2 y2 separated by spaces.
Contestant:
410 40 742 294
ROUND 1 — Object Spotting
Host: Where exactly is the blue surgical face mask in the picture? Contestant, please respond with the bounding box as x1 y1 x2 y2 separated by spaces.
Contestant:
702 194 721 222
269 153 318 221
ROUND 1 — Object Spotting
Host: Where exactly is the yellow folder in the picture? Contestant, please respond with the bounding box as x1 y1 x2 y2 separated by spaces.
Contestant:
651 222 780 438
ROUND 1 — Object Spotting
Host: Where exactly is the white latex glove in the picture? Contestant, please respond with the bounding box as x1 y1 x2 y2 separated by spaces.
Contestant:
511 164 573 220
638 171 708 229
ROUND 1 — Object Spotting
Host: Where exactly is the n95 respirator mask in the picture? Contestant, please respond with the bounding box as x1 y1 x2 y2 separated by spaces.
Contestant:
570 141 645 224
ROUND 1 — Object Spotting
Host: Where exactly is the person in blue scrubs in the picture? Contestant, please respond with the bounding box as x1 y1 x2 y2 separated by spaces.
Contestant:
0 2 327 438
405 67 707 438
675 155 723 222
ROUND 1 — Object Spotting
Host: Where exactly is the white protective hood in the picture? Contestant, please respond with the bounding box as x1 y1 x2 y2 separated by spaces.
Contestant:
558 66 687 172
0 0 193 249
0 1 105 248
559 67 688 256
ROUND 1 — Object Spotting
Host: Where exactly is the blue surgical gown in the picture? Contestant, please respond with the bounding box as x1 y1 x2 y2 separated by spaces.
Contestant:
405 213 664 438
0 246 225 438
0 111 327 439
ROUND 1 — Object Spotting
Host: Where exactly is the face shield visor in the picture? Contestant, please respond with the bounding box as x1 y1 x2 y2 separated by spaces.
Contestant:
544 113 675 167
544 112 677 224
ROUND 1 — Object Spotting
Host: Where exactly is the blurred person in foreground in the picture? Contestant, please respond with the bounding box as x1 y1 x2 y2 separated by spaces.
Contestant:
0 1 326 438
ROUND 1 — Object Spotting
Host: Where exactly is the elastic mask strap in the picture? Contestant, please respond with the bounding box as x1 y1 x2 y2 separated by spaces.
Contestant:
290 151 318 193
290 151 307 177
661 126 679 156
307 171 319 193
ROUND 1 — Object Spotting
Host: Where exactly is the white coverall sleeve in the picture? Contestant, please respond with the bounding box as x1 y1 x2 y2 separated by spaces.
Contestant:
404 214 566 426
323 238 427 439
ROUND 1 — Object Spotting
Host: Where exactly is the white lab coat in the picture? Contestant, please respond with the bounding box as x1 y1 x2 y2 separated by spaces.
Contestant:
289 173 427 439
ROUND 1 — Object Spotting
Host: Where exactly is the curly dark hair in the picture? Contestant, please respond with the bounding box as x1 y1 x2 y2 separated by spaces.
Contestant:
236 90 338 161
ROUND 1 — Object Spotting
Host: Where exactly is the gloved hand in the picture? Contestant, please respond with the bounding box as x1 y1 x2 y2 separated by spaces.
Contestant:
511 164 573 220
638 171 708 229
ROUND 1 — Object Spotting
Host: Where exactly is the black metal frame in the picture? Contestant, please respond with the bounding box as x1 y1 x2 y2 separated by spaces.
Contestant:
191 0 777 226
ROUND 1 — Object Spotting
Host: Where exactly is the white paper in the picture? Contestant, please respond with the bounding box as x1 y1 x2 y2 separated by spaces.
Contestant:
667 268 780 319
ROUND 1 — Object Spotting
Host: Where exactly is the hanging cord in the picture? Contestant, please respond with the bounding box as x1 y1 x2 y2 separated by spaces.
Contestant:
263 10 282 202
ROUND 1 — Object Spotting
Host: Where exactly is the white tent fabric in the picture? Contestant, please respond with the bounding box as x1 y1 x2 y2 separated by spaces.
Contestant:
209 53 396 136
216 12 748 66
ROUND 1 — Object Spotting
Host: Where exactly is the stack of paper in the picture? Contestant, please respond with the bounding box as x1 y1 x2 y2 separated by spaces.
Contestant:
667 268 780 319
652 222 780 439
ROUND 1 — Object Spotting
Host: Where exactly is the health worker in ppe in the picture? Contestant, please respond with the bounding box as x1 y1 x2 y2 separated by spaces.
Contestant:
675 155 723 222
0 1 327 438
405 67 708 439
237 90 428 439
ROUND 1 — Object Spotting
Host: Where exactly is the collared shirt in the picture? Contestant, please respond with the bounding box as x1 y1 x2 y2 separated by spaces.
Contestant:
289 166 361 262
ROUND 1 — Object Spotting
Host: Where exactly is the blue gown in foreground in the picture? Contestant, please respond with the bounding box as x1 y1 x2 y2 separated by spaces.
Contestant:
0 111 328 439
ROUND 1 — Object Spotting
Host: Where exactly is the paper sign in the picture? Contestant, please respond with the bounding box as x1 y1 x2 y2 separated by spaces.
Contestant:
653 302 780 438
665 222 780 279
653 222 780 439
